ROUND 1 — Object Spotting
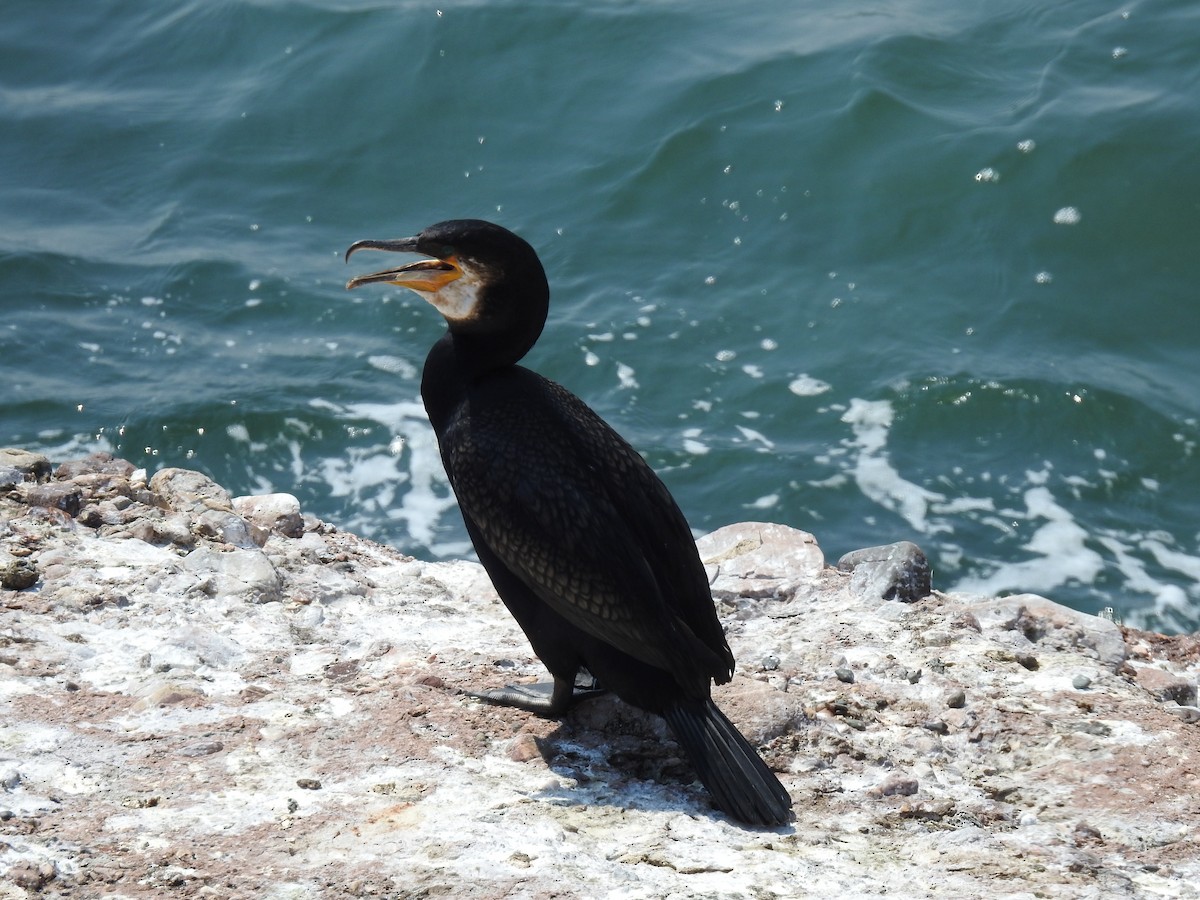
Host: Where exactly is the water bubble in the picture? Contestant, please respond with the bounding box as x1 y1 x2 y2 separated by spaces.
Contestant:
1017 139 1036 153
974 167 1000 183
1035 271 1053 284
773 99 784 112
1112 46 1128 60
1053 207 1081 225
788 375 831 397
715 349 737 362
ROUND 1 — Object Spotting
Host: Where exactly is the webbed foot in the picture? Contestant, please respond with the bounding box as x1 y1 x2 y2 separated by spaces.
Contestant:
467 672 604 716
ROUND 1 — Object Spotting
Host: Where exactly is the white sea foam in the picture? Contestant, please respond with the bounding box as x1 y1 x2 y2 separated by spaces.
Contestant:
367 355 418 379
745 493 779 509
308 398 466 555
840 399 946 533
788 375 831 397
826 397 1200 630
681 427 709 456
735 425 774 451
952 486 1104 597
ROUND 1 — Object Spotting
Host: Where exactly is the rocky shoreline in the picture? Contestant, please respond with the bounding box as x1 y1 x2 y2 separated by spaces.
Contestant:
2 448 1198 898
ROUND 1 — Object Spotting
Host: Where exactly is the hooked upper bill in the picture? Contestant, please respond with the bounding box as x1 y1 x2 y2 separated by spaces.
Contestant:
344 238 462 292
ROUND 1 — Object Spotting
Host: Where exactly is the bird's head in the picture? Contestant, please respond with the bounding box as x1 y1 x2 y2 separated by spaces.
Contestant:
345 220 548 351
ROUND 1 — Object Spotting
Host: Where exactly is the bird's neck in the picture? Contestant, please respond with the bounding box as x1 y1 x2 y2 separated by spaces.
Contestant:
420 331 533 434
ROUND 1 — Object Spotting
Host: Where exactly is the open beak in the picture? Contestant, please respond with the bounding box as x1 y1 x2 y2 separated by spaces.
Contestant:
344 238 462 292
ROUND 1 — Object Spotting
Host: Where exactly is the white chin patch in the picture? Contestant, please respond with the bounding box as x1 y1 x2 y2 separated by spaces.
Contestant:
427 266 484 322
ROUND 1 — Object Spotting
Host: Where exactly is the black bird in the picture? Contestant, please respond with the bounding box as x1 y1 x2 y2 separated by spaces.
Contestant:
345 219 792 827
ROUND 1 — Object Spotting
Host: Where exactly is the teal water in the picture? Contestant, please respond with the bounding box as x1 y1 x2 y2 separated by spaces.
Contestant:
3 1 1199 632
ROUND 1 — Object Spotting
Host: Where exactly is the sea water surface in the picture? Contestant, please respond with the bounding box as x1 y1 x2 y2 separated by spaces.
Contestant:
3 1 1199 632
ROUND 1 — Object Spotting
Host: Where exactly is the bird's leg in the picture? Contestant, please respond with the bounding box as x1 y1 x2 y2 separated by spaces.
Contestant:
466 670 605 716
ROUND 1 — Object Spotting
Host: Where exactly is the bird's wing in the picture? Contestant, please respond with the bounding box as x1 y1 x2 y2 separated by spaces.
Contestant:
440 374 729 682
541 380 734 673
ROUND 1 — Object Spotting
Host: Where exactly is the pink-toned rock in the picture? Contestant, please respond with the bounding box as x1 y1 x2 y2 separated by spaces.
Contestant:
1 454 1198 899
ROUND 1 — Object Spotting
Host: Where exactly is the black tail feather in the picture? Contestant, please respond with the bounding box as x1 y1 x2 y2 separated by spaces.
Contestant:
663 699 792 827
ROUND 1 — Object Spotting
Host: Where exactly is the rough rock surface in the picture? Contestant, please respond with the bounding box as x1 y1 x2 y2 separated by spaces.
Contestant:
1 450 1198 899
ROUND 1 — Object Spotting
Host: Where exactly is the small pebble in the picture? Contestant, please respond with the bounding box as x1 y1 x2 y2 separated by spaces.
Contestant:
508 733 543 763
906 669 922 684
871 775 918 798
762 654 780 671
1073 674 1092 690
177 741 224 757
947 689 967 709
0 559 39 590
296 778 322 790
835 667 855 684
1166 705 1200 724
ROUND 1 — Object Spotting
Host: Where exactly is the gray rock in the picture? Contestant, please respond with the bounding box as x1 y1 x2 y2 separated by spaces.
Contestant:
837 540 932 603
1134 666 1197 706
149 467 235 514
17 482 83 517
233 493 305 539
53 452 136 480
0 557 38 590
967 593 1127 670
1166 705 1200 724
696 521 824 600
195 508 263 549
181 545 282 604
0 448 52 482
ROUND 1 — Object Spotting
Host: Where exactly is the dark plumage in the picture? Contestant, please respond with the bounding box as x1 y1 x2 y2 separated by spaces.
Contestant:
345 219 792 827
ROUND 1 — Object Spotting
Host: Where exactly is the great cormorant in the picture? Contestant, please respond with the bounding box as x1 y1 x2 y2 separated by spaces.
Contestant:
346 219 792 827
